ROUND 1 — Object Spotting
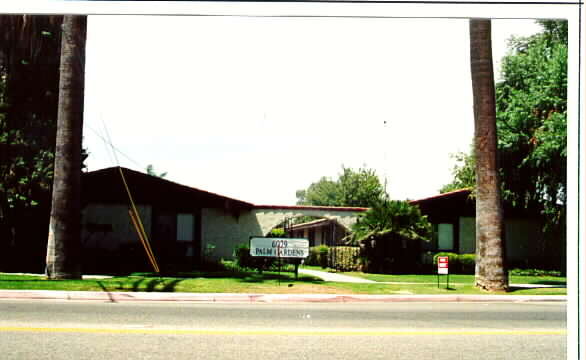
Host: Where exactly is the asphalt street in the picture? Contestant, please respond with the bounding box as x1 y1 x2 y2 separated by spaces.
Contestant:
0 300 566 360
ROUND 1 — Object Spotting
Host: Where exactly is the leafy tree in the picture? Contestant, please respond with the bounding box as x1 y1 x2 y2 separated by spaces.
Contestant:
469 19 508 292
295 177 339 206
146 164 167 178
347 198 431 273
338 167 386 208
348 199 431 245
497 20 567 229
439 149 476 194
442 20 567 231
0 15 63 272
296 166 386 208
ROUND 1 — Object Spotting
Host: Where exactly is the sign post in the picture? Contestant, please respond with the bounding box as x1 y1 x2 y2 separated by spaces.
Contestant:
437 256 449 289
249 237 309 280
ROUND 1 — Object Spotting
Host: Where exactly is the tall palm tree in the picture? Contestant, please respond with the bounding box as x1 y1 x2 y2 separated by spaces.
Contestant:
469 19 508 291
46 15 87 279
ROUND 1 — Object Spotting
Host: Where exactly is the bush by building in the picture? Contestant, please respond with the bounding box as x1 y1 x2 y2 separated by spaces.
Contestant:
328 246 360 272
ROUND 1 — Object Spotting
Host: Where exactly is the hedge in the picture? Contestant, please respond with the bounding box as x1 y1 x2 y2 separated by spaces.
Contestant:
304 245 329 268
328 246 360 272
304 246 360 271
432 252 476 274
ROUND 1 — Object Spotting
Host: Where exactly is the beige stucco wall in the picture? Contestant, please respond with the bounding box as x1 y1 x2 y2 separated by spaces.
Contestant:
201 208 263 260
82 203 152 250
253 208 359 235
202 208 361 260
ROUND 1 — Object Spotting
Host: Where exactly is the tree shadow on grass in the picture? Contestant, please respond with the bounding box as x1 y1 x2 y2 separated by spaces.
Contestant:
237 273 324 284
96 281 116 302
527 280 567 286
103 277 184 293
127 270 324 284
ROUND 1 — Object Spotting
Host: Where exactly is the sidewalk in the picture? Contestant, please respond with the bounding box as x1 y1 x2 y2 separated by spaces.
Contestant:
298 268 376 283
298 268 567 288
0 289 567 303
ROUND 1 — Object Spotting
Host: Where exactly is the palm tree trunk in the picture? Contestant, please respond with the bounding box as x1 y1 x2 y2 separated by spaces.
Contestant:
469 19 508 292
46 15 87 279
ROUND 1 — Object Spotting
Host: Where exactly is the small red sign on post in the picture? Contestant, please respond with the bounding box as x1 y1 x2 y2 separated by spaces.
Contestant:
437 256 449 275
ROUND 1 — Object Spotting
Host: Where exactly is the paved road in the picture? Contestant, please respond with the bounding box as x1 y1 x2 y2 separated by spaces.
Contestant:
0 300 566 360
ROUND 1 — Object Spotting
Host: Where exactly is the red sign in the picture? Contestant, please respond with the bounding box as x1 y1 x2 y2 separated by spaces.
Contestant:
437 256 449 274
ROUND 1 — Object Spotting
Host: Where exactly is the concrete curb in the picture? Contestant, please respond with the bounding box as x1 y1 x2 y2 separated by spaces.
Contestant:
0 290 567 304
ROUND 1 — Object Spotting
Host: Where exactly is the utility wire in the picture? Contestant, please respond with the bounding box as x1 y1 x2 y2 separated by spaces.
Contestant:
101 116 120 166
98 114 115 166
84 123 146 170
85 118 160 273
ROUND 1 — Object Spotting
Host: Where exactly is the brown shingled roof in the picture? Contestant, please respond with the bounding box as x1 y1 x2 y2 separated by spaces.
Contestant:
82 167 254 212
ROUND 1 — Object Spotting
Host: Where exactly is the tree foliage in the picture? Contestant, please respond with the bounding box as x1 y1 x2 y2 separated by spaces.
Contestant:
0 15 64 271
439 149 476 194
0 15 62 209
296 166 386 208
347 198 431 273
441 20 567 229
348 199 431 245
496 20 567 227
146 164 167 178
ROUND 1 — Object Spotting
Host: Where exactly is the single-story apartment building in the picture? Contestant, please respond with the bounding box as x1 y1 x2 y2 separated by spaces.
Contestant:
410 189 565 270
287 218 350 247
82 167 258 272
81 167 364 273
80 168 564 273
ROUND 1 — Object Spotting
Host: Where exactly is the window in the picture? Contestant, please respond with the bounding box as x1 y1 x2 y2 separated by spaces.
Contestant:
437 223 454 250
177 213 194 242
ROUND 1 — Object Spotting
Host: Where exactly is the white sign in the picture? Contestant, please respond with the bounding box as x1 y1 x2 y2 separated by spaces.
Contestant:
249 237 309 258
437 256 449 275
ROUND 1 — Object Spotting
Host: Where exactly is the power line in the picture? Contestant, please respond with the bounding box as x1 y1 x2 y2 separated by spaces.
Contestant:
98 114 115 166
100 116 119 166
84 123 146 170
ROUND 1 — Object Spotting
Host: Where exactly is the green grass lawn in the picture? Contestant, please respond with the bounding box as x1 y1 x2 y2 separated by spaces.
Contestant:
334 271 566 286
299 265 566 295
0 269 566 296
0 271 345 294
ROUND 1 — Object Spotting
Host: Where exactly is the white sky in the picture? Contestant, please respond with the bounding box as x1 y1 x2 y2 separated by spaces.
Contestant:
82 15 543 205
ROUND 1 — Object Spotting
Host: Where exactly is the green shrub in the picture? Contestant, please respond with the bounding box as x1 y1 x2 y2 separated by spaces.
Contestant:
234 244 252 269
199 258 227 272
432 252 459 274
458 253 475 274
233 244 275 272
509 268 562 277
304 245 329 268
304 247 320 266
268 228 286 237
328 246 360 272
432 252 459 265
430 253 475 274
317 245 329 268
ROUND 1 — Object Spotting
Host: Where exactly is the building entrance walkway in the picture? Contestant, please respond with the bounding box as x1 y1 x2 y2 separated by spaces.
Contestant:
298 268 376 283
